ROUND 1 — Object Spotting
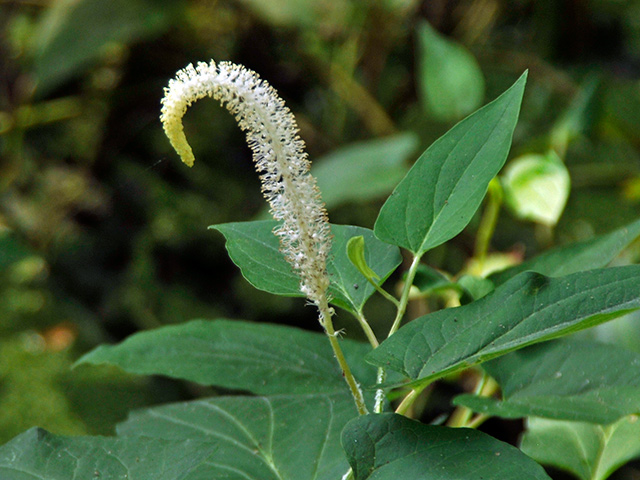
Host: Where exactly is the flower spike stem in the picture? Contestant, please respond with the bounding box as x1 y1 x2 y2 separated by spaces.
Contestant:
161 60 367 415
318 298 368 415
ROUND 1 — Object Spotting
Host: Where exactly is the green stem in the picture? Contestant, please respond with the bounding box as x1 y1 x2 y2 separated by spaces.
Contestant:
388 254 423 337
447 371 488 427
363 275 400 307
447 372 496 428
319 299 368 415
354 311 379 348
466 414 489 429
353 312 387 413
341 467 354 480
394 386 424 416
374 367 386 414
473 178 503 269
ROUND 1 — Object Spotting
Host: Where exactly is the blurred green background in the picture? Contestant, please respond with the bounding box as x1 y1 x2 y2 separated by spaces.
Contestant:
1 0 640 471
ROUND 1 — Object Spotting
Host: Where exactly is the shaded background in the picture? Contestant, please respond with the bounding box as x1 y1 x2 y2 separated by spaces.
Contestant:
1 0 640 476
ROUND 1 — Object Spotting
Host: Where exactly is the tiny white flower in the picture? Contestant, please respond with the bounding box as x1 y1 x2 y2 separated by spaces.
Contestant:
161 61 332 310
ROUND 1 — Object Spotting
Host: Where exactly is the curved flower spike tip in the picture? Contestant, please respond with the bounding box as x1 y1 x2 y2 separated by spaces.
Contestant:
160 61 332 314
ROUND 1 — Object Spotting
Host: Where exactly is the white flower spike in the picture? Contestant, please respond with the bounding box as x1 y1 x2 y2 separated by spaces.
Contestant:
161 60 368 416
160 61 332 315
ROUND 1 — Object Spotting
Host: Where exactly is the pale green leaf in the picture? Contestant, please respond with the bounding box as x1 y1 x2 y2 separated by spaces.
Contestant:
347 236 379 281
312 133 418 209
521 416 640 480
416 21 485 121
502 151 571 226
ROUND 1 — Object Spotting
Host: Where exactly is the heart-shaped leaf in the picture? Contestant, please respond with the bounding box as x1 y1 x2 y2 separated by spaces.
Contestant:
341 413 550 479
211 221 402 313
117 393 357 480
76 319 376 395
374 72 526 255
521 416 640 480
367 266 640 389
454 339 640 424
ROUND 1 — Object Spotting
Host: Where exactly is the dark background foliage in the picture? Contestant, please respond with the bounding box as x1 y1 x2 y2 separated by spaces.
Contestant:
1 0 640 476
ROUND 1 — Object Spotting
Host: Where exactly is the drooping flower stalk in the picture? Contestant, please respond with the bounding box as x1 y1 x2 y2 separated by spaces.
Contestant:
160 60 367 414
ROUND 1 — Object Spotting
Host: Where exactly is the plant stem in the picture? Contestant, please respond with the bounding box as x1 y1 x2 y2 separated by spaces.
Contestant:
447 372 495 428
388 254 423 337
353 312 388 413
395 388 420 416
374 367 386 414
341 467 354 480
466 414 489 429
319 298 369 415
365 278 400 307
473 178 503 269
355 311 379 348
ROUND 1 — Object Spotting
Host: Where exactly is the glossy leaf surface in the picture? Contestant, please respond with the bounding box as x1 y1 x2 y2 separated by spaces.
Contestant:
521 416 640 480
374 73 526 254
342 413 550 479
454 340 640 424
368 266 640 389
211 221 402 313
77 319 376 395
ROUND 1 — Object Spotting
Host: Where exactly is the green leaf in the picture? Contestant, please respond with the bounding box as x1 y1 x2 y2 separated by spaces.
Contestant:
521 416 640 480
457 274 495 302
367 266 640 389
416 21 485 122
550 76 599 155
374 72 527 255
341 413 551 480
117 393 357 480
76 319 377 395
490 218 640 286
312 133 418 209
411 264 457 295
347 236 379 281
502 150 571 226
211 221 402 313
453 340 640 424
237 0 351 30
32 0 177 96
0 427 215 479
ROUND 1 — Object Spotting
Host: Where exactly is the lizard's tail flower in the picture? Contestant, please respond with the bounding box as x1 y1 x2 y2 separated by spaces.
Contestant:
160 61 332 311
